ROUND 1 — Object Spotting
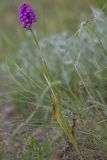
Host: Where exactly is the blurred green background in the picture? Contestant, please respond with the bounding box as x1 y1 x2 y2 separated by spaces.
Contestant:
0 0 90 61
0 0 107 61
0 0 90 33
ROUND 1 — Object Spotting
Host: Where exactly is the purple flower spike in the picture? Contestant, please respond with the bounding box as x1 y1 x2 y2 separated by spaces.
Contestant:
19 3 36 29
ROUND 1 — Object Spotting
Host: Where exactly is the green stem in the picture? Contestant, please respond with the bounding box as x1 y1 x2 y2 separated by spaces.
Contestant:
30 28 52 82
30 28 41 50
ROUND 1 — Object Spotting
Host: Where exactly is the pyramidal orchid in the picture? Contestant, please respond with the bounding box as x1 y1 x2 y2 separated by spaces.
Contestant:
19 3 36 30
19 3 40 49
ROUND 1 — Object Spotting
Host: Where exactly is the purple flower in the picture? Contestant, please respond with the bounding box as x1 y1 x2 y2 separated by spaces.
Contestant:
19 3 36 29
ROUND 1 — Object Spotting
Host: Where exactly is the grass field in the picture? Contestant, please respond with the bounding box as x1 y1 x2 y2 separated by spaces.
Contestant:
0 0 107 159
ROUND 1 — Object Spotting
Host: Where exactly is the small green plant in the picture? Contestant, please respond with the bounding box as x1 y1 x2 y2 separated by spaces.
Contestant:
17 2 80 154
21 137 52 160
